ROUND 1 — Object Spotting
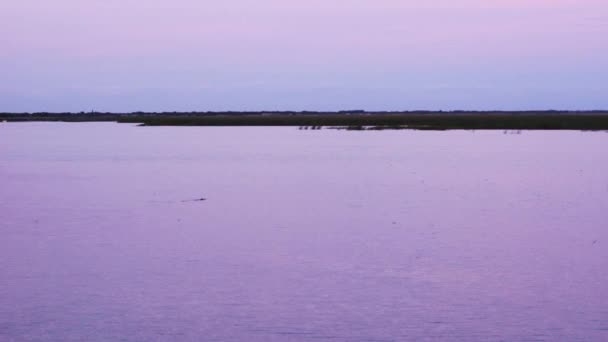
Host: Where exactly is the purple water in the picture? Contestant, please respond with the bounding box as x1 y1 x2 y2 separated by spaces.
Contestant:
1 122 608 341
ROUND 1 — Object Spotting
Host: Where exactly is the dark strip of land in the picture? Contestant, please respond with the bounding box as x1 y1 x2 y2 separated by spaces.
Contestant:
2 111 608 130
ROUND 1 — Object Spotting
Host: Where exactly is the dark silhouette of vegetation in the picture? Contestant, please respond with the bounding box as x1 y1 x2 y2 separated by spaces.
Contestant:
2 111 608 130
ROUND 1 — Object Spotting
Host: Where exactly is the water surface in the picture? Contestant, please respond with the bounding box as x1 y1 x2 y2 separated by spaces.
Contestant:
1 123 607 341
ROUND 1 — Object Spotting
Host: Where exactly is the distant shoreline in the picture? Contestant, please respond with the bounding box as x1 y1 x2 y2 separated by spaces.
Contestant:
3 111 608 130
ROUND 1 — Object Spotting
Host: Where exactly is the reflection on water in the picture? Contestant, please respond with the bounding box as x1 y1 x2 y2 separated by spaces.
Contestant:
1 123 608 341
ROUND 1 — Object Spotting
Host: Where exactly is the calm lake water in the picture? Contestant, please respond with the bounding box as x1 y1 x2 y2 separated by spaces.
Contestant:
1 122 608 341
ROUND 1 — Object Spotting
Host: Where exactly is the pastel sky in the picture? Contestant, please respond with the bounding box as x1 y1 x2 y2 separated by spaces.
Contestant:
2 0 607 112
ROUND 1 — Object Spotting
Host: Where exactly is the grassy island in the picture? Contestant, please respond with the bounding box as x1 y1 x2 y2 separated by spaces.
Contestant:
2 111 608 131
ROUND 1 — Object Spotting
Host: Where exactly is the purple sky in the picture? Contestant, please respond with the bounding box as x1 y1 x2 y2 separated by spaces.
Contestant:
2 0 607 112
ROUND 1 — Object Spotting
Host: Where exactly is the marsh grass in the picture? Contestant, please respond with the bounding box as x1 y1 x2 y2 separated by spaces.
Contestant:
120 113 608 130
3 112 608 130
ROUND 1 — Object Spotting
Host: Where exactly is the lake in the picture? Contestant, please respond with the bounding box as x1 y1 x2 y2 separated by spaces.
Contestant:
1 122 607 341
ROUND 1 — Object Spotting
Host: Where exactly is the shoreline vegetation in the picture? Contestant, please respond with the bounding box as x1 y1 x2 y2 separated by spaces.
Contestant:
2 111 608 130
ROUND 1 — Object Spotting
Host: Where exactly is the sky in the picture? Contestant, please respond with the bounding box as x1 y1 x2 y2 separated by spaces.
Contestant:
1 0 607 112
